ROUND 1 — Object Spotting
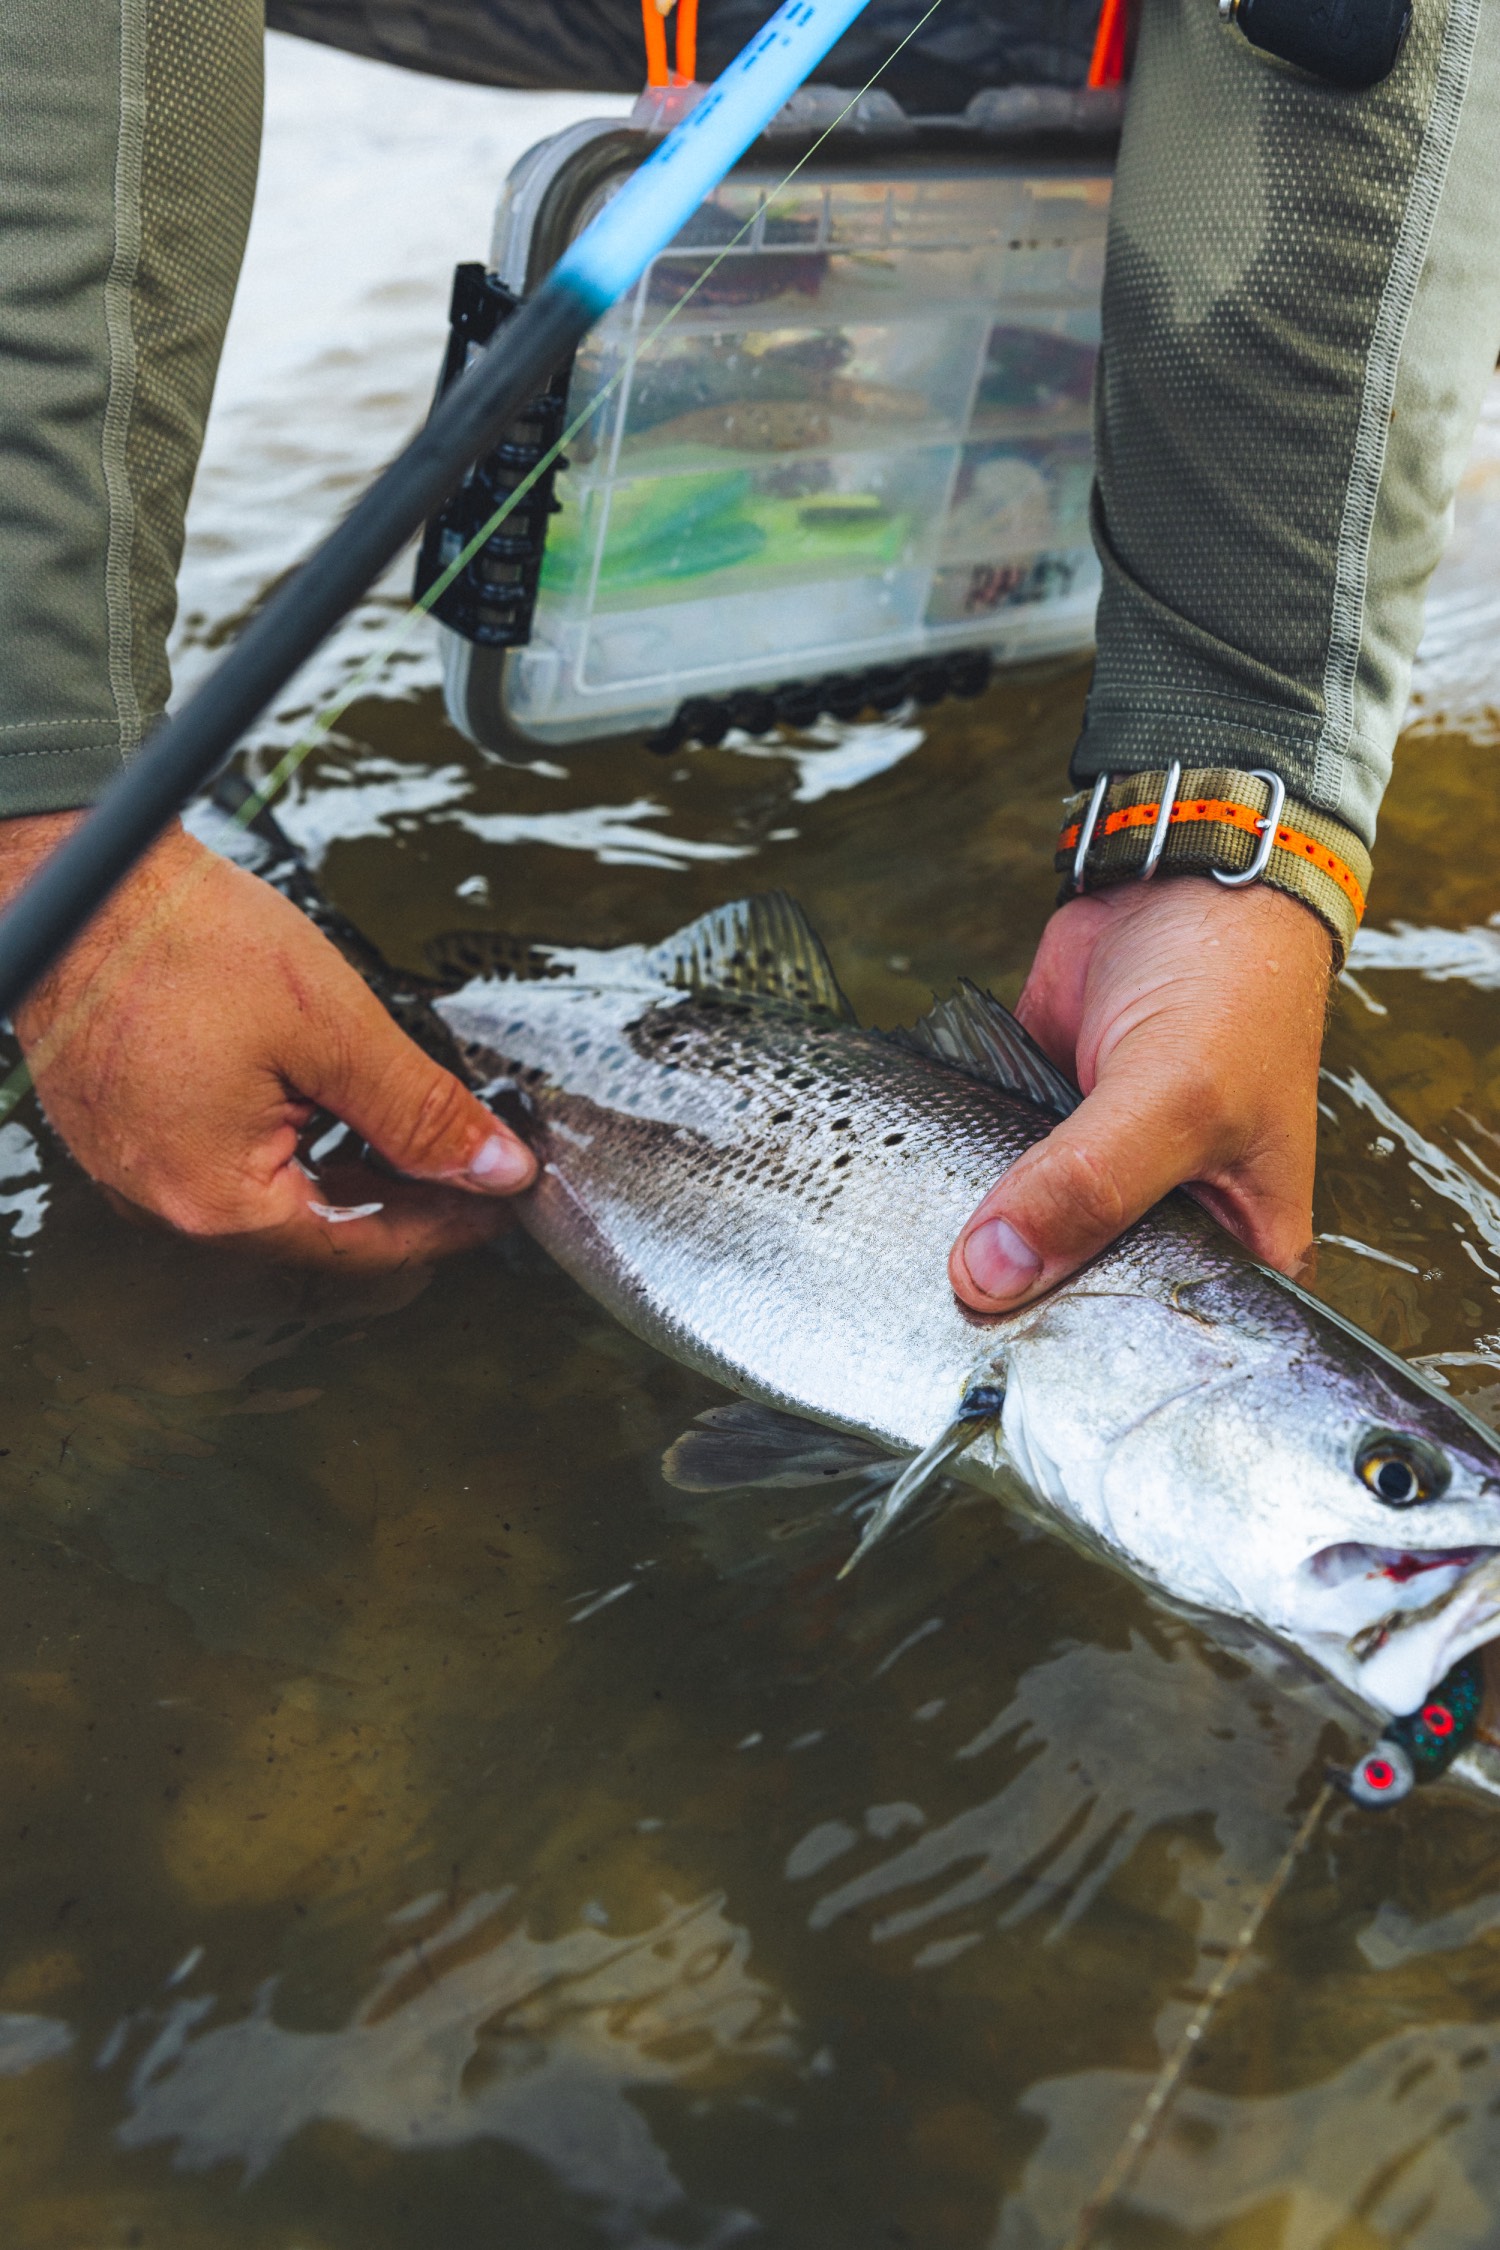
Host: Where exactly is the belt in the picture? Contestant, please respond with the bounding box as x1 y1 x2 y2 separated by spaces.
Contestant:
1053 764 1370 963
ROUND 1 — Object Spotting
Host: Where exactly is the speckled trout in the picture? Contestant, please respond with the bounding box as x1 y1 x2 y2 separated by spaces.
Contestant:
427 892 1500 1771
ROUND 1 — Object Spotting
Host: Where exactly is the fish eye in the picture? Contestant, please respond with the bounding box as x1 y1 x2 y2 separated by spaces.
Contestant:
1365 1455 1423 1505
1356 1432 1449 1508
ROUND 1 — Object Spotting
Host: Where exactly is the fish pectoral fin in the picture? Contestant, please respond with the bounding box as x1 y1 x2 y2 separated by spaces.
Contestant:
837 1425 972 1578
889 981 1079 1118
838 1383 1006 1577
661 1401 888 1492
644 894 856 1021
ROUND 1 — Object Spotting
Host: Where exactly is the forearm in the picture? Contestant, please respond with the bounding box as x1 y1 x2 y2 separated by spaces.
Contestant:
0 813 86 892
1074 0 1500 929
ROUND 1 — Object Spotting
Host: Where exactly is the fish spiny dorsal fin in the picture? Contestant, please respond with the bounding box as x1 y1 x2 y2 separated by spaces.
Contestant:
890 979 1079 1117
424 929 568 991
644 893 856 1019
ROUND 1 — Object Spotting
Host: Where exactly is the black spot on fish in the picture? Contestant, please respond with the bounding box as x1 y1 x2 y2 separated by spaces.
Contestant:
770 1109 793 1125
884 1132 905 1146
833 1152 853 1169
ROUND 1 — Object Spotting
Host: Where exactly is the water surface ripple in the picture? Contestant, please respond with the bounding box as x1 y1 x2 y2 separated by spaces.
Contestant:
3 31 1500 2250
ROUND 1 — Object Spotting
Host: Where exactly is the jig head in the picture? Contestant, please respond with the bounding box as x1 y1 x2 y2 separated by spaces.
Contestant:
1337 1652 1484 1808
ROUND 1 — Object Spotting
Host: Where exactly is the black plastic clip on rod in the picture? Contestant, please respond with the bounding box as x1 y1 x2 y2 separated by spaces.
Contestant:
0 273 594 1027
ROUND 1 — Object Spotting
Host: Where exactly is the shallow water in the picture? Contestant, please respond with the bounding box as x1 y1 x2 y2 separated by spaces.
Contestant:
5 34 1500 2250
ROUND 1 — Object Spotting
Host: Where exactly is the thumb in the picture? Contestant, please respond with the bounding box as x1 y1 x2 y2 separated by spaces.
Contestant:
297 981 536 1195
950 1066 1211 1311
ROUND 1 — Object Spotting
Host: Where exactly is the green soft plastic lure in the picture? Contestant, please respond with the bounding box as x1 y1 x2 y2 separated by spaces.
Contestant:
1342 1653 1485 1806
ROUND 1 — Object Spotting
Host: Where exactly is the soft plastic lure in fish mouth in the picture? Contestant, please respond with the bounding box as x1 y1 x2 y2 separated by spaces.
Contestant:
1296 1542 1500 1767
1338 1650 1486 1806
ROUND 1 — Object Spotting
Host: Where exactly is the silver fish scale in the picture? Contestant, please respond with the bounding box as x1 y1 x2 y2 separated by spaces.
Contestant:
447 980 1055 1452
437 957 1500 1722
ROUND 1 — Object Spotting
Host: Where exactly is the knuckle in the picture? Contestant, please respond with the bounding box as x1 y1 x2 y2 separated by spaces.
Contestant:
1046 1136 1130 1242
389 1067 474 1173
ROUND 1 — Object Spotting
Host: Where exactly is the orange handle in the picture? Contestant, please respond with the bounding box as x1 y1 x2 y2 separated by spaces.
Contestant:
676 0 698 82
641 0 671 87
1086 0 1127 85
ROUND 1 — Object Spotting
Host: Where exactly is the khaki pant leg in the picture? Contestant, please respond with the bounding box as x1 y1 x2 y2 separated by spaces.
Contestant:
0 0 263 815
1075 0 1500 852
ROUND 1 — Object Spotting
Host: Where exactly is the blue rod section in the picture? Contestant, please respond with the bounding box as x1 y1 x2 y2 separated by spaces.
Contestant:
558 0 875 311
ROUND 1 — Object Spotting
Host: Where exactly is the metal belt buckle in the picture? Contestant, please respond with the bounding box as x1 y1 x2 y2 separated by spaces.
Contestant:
1072 764 1285 895
1212 768 1285 889
1070 762 1182 893
1140 760 1181 880
1070 771 1110 894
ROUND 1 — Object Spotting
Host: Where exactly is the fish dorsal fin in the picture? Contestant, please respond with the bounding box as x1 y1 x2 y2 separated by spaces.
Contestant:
424 929 569 990
644 893 856 1019
890 979 1079 1117
428 895 855 1015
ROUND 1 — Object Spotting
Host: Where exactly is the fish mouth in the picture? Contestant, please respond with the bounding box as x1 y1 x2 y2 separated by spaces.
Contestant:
1308 1542 1492 1591
1305 1542 1500 1714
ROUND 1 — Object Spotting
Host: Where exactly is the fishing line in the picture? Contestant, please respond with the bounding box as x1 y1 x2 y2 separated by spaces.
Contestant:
0 0 944 1132
1059 1780 1335 2250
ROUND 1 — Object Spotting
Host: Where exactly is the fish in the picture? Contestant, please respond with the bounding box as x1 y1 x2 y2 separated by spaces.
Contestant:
425 892 1500 1787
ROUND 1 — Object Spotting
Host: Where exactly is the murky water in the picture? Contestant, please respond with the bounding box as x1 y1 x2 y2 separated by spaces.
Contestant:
4 34 1500 2250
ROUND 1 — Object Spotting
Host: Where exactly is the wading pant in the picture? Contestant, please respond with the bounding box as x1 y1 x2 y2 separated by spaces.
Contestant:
0 0 262 813
1072 0 1500 950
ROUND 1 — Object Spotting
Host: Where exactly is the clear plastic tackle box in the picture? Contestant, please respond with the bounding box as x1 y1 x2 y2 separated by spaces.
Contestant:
428 108 1115 749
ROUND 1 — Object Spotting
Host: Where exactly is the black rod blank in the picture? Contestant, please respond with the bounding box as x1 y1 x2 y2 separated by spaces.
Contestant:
0 274 594 1025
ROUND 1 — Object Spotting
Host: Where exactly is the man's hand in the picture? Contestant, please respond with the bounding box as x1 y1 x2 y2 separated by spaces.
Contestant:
950 878 1332 1310
0 813 536 1266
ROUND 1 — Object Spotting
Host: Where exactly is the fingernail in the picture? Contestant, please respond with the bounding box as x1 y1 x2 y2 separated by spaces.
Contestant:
467 1132 533 1191
962 1217 1043 1303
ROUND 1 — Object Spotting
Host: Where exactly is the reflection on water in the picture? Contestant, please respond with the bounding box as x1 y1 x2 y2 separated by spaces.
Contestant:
6 29 1500 2250
120 1890 794 2235
1012 2019 1500 2250
1349 917 1500 993
1406 378 1500 749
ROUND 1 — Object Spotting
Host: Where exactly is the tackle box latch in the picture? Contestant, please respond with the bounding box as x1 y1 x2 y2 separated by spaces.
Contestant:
412 264 573 649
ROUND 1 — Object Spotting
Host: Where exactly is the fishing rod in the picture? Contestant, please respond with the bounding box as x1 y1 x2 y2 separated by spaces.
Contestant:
0 0 878 1026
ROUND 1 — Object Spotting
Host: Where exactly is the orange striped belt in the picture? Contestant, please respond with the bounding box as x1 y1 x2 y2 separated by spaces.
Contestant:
1057 792 1367 922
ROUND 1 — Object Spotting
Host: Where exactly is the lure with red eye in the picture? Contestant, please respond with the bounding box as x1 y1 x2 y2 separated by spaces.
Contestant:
1337 1652 1483 1809
1346 1742 1416 1806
